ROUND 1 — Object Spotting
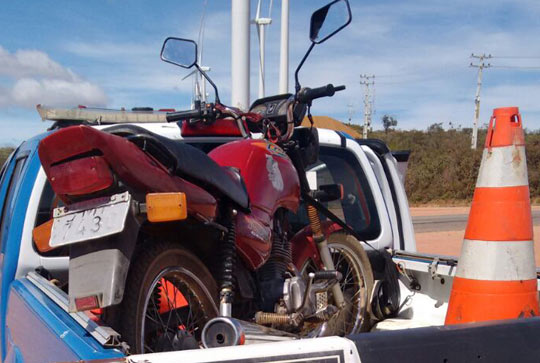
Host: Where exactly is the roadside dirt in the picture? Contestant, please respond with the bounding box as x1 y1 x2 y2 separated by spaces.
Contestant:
413 206 540 266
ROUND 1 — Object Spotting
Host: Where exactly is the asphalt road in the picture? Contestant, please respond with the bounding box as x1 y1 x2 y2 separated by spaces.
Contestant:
413 209 540 233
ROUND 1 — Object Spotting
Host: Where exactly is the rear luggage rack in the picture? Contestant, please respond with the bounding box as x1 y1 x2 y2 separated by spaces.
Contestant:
26 271 126 350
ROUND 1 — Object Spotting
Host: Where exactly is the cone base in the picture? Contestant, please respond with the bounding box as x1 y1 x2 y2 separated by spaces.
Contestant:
445 277 539 325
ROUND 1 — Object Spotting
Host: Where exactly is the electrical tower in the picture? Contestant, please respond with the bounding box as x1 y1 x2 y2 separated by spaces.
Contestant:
360 74 375 139
470 53 492 149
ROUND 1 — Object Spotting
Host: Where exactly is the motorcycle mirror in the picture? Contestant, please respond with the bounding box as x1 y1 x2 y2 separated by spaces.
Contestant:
294 0 351 93
160 37 198 69
160 37 222 104
309 0 352 44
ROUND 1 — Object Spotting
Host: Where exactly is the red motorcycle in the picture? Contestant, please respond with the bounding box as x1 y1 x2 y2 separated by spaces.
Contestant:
37 0 373 353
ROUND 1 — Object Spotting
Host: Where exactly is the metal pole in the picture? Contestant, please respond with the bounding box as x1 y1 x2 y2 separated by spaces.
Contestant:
200 70 207 103
279 0 289 94
231 0 250 110
470 53 491 149
258 23 266 98
472 66 483 149
360 74 375 139
254 0 272 99
363 84 369 139
198 0 208 102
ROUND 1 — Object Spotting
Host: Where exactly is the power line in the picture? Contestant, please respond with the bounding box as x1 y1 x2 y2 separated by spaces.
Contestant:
491 65 540 70
470 53 492 150
491 56 540 59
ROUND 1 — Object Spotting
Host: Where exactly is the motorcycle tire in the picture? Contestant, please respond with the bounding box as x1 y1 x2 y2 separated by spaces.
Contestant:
114 241 219 354
302 232 375 335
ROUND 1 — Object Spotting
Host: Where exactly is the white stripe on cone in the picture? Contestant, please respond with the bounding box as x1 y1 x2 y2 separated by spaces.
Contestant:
456 239 537 281
476 145 528 188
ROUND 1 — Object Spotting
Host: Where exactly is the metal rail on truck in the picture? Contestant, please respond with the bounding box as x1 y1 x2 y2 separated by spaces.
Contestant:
26 271 124 348
394 250 540 289
37 104 168 124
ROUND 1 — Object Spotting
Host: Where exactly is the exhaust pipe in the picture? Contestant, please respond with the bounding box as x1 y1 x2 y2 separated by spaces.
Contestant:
202 317 297 348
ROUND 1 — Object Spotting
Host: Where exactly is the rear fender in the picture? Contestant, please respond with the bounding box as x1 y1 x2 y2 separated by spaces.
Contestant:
68 209 140 312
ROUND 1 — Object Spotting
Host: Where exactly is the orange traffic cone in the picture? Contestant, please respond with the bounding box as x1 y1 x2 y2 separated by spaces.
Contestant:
445 107 539 325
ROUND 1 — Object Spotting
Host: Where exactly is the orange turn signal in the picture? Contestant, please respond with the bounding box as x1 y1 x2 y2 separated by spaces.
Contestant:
146 192 187 222
33 219 54 253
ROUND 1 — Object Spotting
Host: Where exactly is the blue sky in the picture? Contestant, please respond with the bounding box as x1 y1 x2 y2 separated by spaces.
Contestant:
1 0 540 145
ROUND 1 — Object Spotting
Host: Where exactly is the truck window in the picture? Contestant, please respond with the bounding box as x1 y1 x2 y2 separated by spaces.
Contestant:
290 147 381 240
0 150 15 187
0 156 28 247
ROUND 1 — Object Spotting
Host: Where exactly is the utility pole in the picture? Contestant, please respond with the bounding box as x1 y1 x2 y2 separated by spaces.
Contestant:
360 74 375 139
347 103 355 124
470 53 492 149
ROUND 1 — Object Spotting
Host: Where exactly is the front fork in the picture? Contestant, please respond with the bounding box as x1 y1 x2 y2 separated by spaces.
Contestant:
306 204 346 308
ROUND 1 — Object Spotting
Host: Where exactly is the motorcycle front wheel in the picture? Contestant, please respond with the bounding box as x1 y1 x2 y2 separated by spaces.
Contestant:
301 232 374 336
115 241 219 354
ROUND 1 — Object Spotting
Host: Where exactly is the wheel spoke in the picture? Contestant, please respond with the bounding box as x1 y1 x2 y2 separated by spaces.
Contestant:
301 238 371 337
343 264 355 287
149 270 213 351
162 279 176 330
185 292 194 328
150 292 167 328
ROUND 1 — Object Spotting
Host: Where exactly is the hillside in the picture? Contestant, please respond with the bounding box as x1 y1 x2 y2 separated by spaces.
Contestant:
0 148 14 168
346 123 540 205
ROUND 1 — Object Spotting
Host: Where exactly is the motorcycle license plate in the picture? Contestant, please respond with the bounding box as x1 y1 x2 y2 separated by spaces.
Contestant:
50 192 131 248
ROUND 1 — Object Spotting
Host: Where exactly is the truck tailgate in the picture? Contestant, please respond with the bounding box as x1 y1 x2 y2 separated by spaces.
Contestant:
5 277 123 362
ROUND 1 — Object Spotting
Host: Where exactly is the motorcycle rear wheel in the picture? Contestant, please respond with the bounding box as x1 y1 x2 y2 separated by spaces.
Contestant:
301 232 374 335
116 241 219 354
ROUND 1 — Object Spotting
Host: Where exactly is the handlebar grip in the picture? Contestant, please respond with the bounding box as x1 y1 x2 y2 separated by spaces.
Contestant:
297 84 346 104
165 109 202 122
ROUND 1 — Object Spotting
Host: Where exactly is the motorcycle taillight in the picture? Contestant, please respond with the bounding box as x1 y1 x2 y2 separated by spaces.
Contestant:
49 156 114 197
74 295 100 311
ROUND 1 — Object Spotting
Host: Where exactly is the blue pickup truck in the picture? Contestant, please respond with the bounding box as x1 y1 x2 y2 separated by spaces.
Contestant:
2 110 540 362
0 133 127 362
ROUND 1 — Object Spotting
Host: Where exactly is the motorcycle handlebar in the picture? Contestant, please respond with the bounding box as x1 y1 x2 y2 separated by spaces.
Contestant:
296 84 346 104
165 109 203 122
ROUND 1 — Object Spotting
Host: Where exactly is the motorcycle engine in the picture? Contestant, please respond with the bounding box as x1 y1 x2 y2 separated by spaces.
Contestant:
282 276 306 312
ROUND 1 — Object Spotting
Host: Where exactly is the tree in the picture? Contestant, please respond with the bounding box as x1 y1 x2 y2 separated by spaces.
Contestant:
427 122 444 133
381 114 397 134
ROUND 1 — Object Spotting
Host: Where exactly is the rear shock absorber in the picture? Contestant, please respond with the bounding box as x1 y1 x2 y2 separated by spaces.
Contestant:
306 204 345 308
220 209 237 317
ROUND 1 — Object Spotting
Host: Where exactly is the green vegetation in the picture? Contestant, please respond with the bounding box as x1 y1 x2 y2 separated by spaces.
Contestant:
0 148 14 168
347 123 540 205
381 114 398 134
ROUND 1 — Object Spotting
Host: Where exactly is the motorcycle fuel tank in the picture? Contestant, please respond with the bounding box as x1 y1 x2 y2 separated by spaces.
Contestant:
209 139 300 269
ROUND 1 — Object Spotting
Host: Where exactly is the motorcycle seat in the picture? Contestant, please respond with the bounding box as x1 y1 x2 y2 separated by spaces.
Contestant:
103 125 250 211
